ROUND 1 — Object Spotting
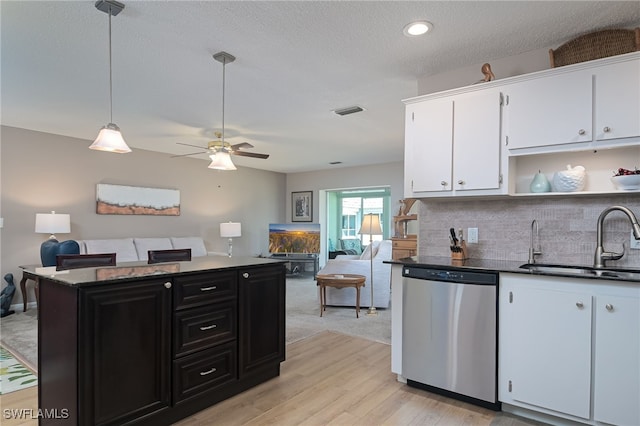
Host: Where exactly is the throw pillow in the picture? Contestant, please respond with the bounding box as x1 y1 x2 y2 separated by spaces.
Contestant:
359 240 381 260
40 239 80 267
339 238 362 253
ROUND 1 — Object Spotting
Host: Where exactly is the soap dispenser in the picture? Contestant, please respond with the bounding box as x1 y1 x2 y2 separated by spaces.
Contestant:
530 170 551 193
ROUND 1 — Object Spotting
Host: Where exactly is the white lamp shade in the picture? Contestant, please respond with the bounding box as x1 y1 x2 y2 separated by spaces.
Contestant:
220 222 241 238
358 214 382 236
90 123 132 153
208 152 237 170
35 211 71 234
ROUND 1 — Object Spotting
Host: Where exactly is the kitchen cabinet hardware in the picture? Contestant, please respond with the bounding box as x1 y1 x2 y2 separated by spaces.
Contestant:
603 126 611 132
440 181 447 187
605 303 614 312
199 368 217 376
243 272 249 278
457 180 465 185
576 301 584 308
200 285 217 291
199 324 217 331
164 282 172 289
578 129 586 135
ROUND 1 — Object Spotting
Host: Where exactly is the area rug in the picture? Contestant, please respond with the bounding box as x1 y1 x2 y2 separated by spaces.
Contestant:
286 275 391 345
0 308 38 372
0 346 37 395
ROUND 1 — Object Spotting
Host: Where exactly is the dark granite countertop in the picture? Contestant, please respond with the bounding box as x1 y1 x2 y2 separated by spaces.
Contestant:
385 256 640 283
21 256 286 287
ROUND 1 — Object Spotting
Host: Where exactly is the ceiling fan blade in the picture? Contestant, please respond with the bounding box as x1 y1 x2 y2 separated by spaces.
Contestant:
177 142 208 150
230 142 254 150
171 151 207 158
231 151 269 159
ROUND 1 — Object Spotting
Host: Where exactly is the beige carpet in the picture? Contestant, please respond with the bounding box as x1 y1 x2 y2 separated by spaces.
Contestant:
0 276 390 374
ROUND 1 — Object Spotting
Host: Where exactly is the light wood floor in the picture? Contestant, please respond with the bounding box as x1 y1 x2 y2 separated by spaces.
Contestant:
0 331 541 425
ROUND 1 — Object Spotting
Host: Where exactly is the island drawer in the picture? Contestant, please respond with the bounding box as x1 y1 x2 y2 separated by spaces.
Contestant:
172 341 237 404
173 270 237 310
174 301 237 357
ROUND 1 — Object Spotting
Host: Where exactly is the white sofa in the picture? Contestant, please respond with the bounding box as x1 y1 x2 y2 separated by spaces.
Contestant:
317 240 392 309
77 237 209 262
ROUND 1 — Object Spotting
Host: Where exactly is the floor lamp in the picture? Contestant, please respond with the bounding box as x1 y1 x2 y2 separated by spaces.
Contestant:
358 213 382 316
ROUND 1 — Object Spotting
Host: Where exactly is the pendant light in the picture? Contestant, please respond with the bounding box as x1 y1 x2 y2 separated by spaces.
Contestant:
208 52 236 170
90 0 131 153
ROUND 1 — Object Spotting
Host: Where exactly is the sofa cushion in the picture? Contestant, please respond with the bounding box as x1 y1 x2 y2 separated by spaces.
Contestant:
134 238 173 261
84 238 138 262
171 237 207 257
359 240 381 260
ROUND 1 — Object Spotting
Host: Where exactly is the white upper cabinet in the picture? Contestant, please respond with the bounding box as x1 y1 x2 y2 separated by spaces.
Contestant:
593 59 640 142
453 90 502 191
504 55 640 152
404 89 503 197
404 98 454 194
504 70 593 150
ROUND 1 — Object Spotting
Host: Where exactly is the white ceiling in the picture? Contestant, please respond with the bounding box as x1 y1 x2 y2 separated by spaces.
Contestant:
2 1 639 173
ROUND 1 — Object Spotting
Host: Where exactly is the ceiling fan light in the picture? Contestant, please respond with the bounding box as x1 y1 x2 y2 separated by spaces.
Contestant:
90 123 132 153
208 151 237 170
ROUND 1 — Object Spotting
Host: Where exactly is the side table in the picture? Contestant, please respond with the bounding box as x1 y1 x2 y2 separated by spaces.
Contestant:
316 273 366 318
19 268 40 312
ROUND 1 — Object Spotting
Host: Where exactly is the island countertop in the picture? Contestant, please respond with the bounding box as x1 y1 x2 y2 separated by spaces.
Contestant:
21 256 286 287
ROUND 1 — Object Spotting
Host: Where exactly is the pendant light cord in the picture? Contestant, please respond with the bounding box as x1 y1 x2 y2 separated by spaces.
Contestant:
221 57 226 145
108 6 113 124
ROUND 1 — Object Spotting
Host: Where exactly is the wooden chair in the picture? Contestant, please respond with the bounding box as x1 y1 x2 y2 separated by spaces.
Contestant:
56 253 117 271
147 248 192 264
549 28 640 68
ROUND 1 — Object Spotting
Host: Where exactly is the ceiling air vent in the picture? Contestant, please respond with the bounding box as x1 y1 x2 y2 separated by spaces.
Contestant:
333 106 365 116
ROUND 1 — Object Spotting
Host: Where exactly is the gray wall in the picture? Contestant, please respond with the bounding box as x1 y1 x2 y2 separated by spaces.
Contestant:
1 125 286 306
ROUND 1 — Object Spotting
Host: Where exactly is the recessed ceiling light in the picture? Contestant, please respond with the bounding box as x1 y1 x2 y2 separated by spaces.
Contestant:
403 21 433 37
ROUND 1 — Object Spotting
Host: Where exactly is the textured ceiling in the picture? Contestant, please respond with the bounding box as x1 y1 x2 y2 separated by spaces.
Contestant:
2 1 639 173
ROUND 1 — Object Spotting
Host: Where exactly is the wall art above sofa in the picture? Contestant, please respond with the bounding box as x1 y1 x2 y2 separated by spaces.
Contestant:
96 183 180 216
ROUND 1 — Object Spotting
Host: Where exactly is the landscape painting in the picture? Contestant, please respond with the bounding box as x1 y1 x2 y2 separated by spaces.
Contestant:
269 223 320 254
96 184 180 216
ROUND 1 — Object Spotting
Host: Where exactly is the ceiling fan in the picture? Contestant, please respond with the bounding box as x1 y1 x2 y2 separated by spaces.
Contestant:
173 51 269 169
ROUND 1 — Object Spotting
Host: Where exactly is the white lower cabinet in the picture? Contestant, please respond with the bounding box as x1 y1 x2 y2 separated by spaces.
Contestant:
593 294 640 426
499 273 640 425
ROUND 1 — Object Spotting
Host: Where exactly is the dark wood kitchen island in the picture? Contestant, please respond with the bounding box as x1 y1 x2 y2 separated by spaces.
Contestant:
28 256 286 425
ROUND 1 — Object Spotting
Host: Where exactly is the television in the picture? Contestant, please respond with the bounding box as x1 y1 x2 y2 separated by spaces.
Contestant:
269 223 320 254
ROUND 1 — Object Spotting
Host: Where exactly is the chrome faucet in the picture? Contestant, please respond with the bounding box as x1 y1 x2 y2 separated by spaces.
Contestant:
528 219 542 264
594 205 640 268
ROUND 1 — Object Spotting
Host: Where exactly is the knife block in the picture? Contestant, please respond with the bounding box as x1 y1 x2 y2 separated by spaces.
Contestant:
450 241 468 261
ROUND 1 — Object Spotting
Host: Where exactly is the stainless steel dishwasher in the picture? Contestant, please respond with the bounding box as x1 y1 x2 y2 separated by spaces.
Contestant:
402 265 500 410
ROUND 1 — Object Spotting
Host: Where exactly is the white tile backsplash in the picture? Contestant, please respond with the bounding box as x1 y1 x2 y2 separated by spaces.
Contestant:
418 195 640 268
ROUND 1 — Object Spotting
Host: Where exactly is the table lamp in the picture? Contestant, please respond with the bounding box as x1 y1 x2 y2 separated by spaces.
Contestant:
358 213 382 315
220 222 241 257
35 211 76 266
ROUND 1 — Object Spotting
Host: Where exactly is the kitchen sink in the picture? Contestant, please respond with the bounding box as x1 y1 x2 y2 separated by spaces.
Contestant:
519 263 640 282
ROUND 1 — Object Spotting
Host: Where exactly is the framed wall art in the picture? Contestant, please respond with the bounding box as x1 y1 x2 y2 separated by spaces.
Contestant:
96 184 180 216
291 191 312 222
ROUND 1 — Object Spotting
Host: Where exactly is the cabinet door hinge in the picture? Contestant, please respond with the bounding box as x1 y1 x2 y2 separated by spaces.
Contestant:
499 174 503 184
509 380 513 392
509 291 513 303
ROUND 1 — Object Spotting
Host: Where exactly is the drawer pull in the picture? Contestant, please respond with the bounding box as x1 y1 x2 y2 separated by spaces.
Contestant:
243 273 249 278
578 129 586 135
200 286 217 291
603 126 611 133
576 301 584 309
199 324 217 331
164 282 172 289
605 303 614 312
200 368 217 376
